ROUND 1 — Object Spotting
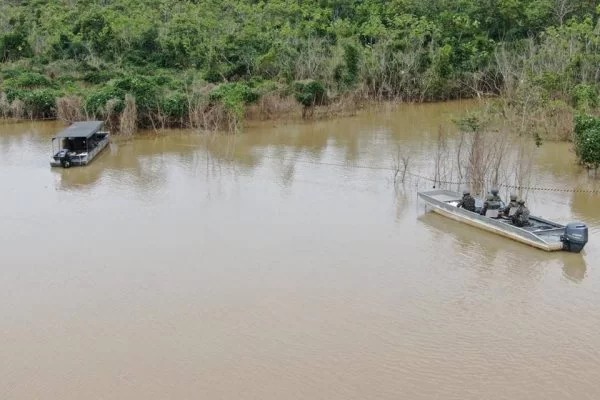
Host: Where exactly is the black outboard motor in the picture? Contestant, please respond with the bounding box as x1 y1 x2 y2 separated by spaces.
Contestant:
60 151 72 168
561 222 588 253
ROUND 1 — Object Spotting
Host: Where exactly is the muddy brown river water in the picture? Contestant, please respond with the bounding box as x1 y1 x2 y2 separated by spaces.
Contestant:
1 101 600 399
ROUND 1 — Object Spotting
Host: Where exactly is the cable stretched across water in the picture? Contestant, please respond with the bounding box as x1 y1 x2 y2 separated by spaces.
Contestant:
258 153 600 194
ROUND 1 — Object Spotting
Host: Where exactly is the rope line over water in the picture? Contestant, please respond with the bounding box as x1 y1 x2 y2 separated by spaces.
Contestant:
258 154 600 194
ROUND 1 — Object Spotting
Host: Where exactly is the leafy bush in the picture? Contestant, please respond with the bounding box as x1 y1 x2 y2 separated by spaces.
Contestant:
210 83 260 118
572 84 598 110
6 88 60 118
85 86 125 115
83 70 117 84
2 85 62 118
114 76 158 108
293 80 327 108
160 92 189 119
334 43 360 89
3 87 26 103
4 71 53 89
50 34 88 61
21 89 60 118
574 115 600 169
0 31 32 61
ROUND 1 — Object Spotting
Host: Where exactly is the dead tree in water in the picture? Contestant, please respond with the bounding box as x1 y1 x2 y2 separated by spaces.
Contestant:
455 114 487 194
119 94 137 136
392 146 411 188
433 126 450 188
447 111 535 198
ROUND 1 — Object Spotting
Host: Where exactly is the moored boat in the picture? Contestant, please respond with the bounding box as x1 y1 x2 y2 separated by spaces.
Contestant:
418 189 588 253
50 121 110 168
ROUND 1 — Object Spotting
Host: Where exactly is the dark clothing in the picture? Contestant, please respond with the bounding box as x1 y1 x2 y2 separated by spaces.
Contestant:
512 205 530 227
457 194 476 212
481 194 502 216
481 201 499 215
488 195 502 209
503 200 518 217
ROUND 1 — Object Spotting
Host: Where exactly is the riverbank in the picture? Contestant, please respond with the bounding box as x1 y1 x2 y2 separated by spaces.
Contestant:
3 1 600 141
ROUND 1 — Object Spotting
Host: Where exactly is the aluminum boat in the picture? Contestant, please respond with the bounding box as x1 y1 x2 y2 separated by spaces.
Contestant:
418 189 588 253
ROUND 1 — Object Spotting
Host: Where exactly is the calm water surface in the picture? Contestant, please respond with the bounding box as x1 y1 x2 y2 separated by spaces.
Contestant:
1 101 600 399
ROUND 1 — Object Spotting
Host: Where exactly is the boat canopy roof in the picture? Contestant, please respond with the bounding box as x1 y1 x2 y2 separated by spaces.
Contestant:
54 121 104 139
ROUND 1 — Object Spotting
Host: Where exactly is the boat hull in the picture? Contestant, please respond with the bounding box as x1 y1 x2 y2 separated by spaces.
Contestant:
428 201 563 251
418 189 571 252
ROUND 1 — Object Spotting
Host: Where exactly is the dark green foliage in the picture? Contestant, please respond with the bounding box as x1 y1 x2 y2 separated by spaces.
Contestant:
334 43 360 88
83 70 117 85
574 115 600 168
113 76 159 112
160 93 189 119
0 0 599 127
4 87 26 103
210 82 260 118
5 87 60 117
85 86 125 115
4 71 53 89
572 84 598 110
293 80 327 108
0 30 32 62
21 89 59 118
125 27 162 66
50 34 87 61
73 11 115 58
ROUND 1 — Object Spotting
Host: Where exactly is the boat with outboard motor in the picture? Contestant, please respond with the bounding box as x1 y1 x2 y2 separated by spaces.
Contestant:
418 189 588 253
50 121 109 168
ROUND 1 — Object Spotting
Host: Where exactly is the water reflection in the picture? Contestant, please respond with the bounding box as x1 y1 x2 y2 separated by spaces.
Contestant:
562 256 588 283
418 212 588 283
418 212 507 264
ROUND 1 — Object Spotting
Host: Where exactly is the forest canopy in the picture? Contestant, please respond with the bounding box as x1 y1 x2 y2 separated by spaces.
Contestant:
1 0 599 132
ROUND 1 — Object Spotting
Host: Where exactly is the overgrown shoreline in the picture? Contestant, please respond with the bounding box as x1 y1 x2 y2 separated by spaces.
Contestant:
2 1 600 152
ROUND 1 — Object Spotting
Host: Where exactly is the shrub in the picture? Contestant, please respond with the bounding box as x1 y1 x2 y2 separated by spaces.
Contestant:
4 71 53 89
209 82 260 119
572 84 598 110
22 89 60 118
85 86 125 116
83 70 117 84
113 76 159 112
160 92 189 119
334 44 360 89
2 88 59 118
293 80 327 108
574 114 600 169
4 87 25 103
0 31 32 61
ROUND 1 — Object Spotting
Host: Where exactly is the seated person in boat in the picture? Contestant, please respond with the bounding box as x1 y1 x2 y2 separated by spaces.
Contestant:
511 199 530 227
503 193 518 217
480 188 502 217
490 188 502 204
456 189 476 212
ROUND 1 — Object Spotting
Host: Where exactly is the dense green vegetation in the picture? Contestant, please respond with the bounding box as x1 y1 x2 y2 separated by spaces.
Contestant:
1 0 600 139
574 114 600 169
